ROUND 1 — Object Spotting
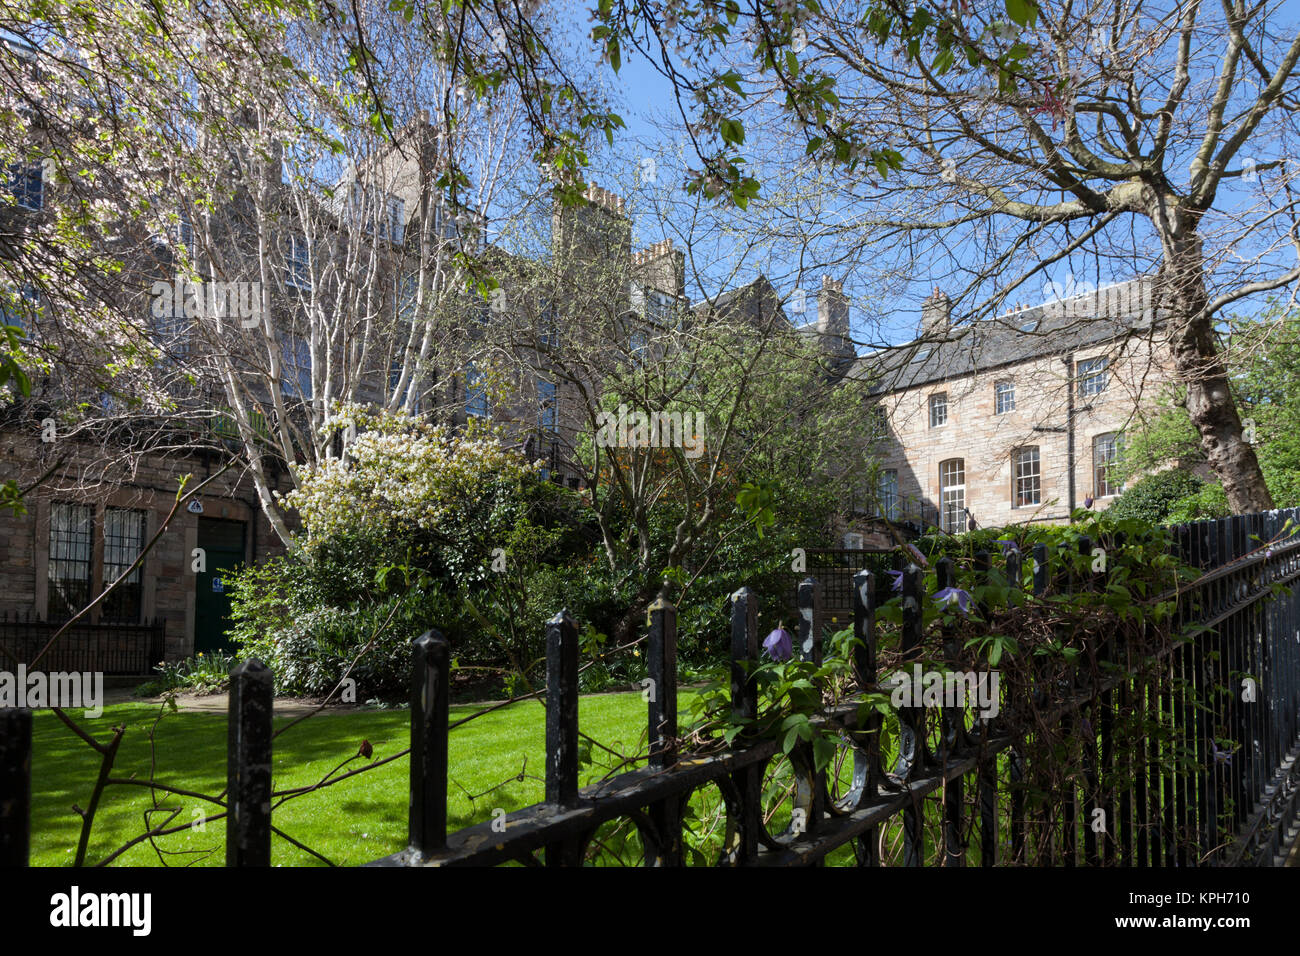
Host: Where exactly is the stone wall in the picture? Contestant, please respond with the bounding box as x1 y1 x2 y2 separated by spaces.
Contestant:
873 330 1174 529
0 431 291 662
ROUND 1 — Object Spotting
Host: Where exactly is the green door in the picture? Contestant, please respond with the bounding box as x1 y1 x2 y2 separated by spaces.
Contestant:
194 517 247 655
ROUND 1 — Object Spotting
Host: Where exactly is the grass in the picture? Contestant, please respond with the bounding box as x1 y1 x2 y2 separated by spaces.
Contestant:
31 690 1017 867
31 690 669 867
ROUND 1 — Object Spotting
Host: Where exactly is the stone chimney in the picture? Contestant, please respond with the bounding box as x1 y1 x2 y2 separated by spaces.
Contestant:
631 238 685 297
817 275 849 339
921 288 951 336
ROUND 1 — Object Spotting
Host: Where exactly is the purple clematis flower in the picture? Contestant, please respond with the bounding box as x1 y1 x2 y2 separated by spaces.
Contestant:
1083 495 1095 509
934 586 972 615
996 538 1020 557
763 626 794 663
1209 739 1232 767
888 570 905 592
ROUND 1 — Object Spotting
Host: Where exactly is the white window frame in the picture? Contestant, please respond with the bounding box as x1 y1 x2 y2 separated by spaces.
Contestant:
878 468 899 521
929 392 948 428
1094 432 1125 497
995 380 1016 415
939 458 966 533
1013 446 1041 507
1078 357 1109 397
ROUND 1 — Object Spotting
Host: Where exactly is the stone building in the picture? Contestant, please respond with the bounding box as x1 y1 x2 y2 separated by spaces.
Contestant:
0 128 694 670
855 277 1169 533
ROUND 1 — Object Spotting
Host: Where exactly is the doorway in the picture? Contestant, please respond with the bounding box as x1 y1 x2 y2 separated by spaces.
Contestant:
194 517 247 655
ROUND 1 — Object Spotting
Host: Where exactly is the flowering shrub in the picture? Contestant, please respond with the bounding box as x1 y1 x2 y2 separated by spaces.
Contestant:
281 404 540 547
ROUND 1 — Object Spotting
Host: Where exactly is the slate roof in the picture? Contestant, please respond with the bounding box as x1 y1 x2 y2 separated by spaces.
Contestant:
851 278 1160 395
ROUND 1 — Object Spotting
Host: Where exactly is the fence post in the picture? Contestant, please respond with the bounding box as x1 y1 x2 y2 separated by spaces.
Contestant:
1030 542 1052 865
647 598 678 770
797 576 822 665
1078 535 1099 867
1005 547 1026 864
226 659 273 867
545 610 579 807
409 630 449 860
544 609 582 866
899 564 926 866
0 708 31 867
797 577 827 843
934 557 964 866
730 587 759 725
645 598 682 865
970 549 997 867
851 570 880 866
730 587 761 864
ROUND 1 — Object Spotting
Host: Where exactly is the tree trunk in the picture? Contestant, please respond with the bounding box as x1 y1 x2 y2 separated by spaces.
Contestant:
1158 219 1273 513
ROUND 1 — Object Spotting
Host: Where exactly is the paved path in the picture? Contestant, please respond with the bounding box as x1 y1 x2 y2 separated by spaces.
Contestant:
102 688 357 718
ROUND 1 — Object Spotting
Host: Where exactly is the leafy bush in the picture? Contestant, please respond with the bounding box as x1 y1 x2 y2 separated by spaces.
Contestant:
1105 468 1225 524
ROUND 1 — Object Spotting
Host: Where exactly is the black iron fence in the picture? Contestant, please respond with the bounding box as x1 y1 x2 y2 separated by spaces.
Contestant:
791 548 896 619
0 612 165 676
2 512 1300 866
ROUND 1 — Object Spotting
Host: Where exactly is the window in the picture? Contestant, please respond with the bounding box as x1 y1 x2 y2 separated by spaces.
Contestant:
47 502 93 620
877 469 899 521
629 328 648 359
286 234 311 290
2 284 40 332
163 213 194 258
382 195 405 243
538 299 559 348
1013 446 1041 507
537 376 557 434
1095 432 1125 497
843 532 864 549
910 346 932 364
465 363 490 418
929 392 948 428
349 185 404 243
646 290 674 327
280 335 312 397
939 459 966 533
868 402 889 437
397 273 418 321
995 381 1016 414
8 162 42 211
102 508 146 623
1077 357 1109 397
151 307 193 358
389 358 420 414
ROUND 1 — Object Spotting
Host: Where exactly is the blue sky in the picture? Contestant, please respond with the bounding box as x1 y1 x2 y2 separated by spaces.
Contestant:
555 6 1300 353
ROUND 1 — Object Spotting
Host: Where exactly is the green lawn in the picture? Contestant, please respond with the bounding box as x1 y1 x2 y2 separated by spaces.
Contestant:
30 691 667 867
31 691 1005 867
